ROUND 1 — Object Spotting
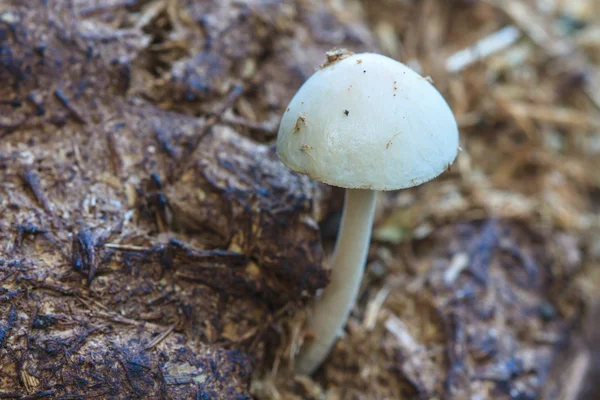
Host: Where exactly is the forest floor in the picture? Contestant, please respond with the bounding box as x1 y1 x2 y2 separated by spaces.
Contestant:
1 0 599 399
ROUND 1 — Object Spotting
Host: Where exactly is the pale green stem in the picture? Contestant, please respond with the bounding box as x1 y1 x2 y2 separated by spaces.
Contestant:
295 188 377 375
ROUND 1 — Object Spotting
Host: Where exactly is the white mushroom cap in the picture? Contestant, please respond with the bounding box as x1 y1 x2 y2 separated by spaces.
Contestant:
276 52 459 191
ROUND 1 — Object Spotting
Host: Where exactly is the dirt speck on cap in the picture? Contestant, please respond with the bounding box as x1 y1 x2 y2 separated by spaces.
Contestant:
293 114 307 132
320 48 354 69
386 132 401 149
299 144 316 160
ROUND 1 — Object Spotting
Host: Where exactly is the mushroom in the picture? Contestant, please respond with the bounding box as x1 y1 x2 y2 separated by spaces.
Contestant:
276 51 459 375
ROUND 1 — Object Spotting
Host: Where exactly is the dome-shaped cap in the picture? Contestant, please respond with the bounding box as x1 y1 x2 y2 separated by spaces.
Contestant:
276 52 459 191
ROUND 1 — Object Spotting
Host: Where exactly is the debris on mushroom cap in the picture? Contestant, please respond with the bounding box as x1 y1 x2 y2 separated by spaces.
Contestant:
320 48 355 69
293 114 307 132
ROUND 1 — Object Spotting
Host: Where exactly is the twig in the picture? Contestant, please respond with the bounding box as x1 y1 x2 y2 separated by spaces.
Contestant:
79 0 139 17
21 168 52 213
363 285 391 330
144 323 177 350
446 26 522 73
54 89 87 125
105 243 150 252
106 131 123 176
500 101 600 129
443 253 470 286
87 310 162 331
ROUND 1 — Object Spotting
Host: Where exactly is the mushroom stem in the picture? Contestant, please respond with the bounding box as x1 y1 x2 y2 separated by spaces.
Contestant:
296 188 377 375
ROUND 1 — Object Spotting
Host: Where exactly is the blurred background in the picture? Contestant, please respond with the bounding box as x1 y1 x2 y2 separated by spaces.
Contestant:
254 0 600 399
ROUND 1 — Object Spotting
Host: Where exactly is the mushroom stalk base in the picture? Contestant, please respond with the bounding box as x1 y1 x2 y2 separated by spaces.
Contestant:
295 188 377 375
